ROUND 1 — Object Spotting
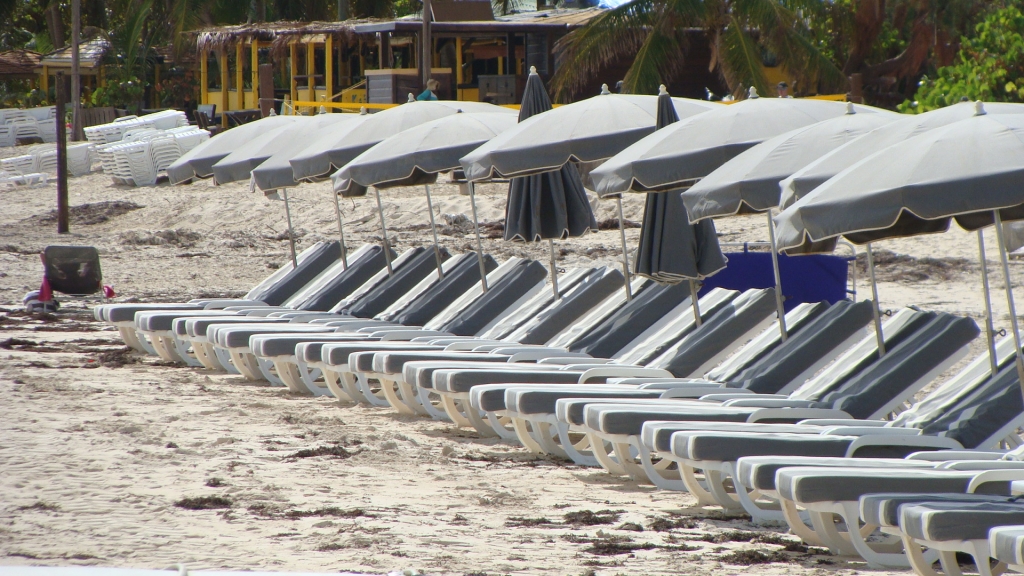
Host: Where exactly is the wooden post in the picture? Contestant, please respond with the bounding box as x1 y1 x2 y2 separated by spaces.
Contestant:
506 32 514 74
219 49 228 126
455 37 463 99
306 42 315 105
200 49 208 105
153 63 160 108
71 0 82 141
55 71 68 234
251 40 259 105
289 43 297 105
325 35 333 102
236 42 244 110
421 0 431 89
849 73 864 104
41 65 49 96
259 63 274 116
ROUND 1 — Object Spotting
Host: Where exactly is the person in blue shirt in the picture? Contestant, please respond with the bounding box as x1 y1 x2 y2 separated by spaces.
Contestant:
417 78 440 101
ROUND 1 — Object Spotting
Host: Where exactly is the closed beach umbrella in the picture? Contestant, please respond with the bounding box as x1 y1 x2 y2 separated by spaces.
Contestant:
501 67 597 297
334 112 518 288
590 89 879 197
679 103 900 337
775 104 1024 386
211 114 350 185
460 88 717 181
167 115 299 184
780 101 1024 208
632 86 727 325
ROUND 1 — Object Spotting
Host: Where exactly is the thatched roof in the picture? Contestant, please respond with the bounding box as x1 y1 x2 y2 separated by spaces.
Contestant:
39 36 109 69
0 49 42 77
192 19 386 55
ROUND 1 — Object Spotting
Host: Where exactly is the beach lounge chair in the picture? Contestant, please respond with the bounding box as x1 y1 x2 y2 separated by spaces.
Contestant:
664 347 1021 565
339 279 701 424
487 298 867 464
991 525 1024 574
94 241 346 354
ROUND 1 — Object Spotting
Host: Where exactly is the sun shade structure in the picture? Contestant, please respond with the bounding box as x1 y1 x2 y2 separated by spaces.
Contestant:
632 86 727 326
590 90 882 197
333 112 518 289
327 99 511 195
251 114 367 192
775 104 1024 388
682 103 901 220
288 110 372 182
460 88 718 181
167 115 299 184
211 114 351 185
780 101 1024 208
499 67 597 297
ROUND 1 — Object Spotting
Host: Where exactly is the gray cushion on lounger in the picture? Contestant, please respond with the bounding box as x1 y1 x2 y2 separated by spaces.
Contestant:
901 501 1024 541
109 304 203 324
645 423 825 454
568 281 692 358
439 260 549 336
590 404 760 436
251 241 341 306
675 431 858 462
344 248 443 318
860 493 1019 528
374 351 501 374
137 311 243 332
657 288 777 377
189 317 290 339
441 369 582 394
517 268 624 345
321 342 441 366
251 334 361 358
512 388 665 416
388 253 498 327
722 300 874 393
924 363 1024 450
218 325 331 348
739 457 928 493
297 246 390 311
990 527 1024 565
777 468 1006 505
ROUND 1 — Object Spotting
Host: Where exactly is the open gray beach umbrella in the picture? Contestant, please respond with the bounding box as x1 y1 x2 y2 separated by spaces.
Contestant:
780 101 1024 208
167 115 299 184
334 112 517 288
288 110 371 182
211 115 350 185
249 113 369 269
460 88 718 181
502 67 598 297
678 102 900 338
633 86 727 324
775 104 1024 386
327 100 508 196
590 89 880 197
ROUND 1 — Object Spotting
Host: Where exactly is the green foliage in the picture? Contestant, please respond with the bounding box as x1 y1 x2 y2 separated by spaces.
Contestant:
91 75 146 110
900 5 1024 112
154 66 198 107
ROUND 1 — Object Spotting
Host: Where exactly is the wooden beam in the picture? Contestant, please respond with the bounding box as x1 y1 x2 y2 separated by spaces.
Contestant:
306 41 315 104
289 43 298 104
236 42 244 111
41 65 48 95
455 36 462 99
200 50 208 105
325 35 333 102
219 49 228 126
251 40 259 104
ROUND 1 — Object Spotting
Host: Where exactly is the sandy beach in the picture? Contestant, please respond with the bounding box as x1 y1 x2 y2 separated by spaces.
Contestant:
2 162 1023 575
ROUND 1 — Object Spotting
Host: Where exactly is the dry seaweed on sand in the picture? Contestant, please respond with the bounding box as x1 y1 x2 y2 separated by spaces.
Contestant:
174 496 233 510
286 444 360 459
563 509 623 526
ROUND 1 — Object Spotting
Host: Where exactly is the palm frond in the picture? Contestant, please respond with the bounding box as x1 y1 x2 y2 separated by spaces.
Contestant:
550 0 657 100
621 21 684 94
718 16 769 95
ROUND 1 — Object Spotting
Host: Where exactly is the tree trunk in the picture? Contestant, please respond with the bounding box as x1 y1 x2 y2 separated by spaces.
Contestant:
45 0 66 49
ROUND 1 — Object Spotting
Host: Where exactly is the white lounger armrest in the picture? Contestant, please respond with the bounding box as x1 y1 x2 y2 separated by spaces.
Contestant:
967 470 1024 493
906 450 1009 461
440 339 505 350
657 384 731 398
539 357 615 366
556 361 620 369
577 366 674 383
799 418 877 427
375 330 452 341
506 350 591 362
490 345 571 355
721 398 817 408
938 461 1024 471
701 393 789 403
197 299 268 308
822 426 920 436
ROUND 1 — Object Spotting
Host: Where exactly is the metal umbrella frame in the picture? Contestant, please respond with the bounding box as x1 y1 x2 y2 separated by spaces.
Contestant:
333 112 518 290
680 102 902 341
775 103 1024 387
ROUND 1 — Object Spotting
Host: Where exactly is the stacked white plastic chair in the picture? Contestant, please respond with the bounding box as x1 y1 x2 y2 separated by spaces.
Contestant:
0 107 58 145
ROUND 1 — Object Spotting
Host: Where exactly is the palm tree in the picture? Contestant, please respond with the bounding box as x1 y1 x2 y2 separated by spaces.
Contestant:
551 0 845 99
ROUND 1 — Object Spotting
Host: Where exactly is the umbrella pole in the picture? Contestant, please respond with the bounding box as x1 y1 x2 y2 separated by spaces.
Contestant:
765 211 788 342
373 187 394 276
549 239 559 298
865 242 886 356
467 182 488 292
689 279 702 326
282 188 298 269
993 211 1024 388
423 184 445 280
615 196 633 301
331 191 348 269
977 229 999 375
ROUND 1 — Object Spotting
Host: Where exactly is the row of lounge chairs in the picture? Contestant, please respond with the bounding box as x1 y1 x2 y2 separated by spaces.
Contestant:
0 106 58 146
94 243 1024 576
